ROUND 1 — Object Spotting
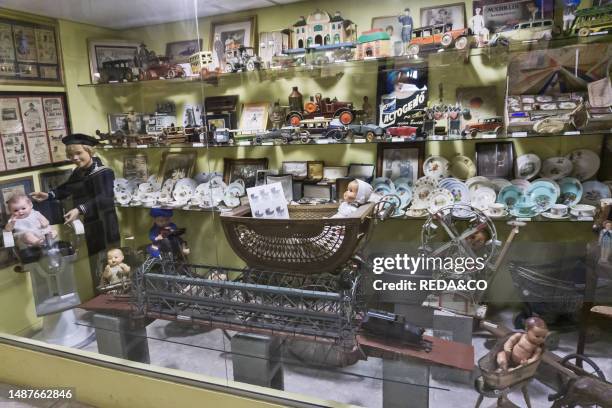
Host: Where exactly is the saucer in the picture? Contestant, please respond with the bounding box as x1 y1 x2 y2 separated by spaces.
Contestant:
484 210 509 219
541 212 570 219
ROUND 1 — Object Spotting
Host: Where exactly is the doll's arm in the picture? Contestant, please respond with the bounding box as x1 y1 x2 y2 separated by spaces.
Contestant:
36 212 50 228
525 346 543 365
4 216 15 232
119 263 131 274
503 333 522 354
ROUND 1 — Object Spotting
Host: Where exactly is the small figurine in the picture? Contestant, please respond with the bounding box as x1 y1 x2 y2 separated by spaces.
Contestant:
101 248 131 287
470 7 489 46
332 179 373 218
398 8 413 44
599 220 612 265
3 193 57 248
362 96 373 123
496 316 548 372
147 208 189 258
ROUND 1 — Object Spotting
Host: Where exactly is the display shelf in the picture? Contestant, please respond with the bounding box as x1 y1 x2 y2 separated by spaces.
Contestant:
98 130 607 150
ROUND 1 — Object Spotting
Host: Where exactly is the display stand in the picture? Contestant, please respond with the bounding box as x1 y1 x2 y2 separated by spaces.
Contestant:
33 309 94 348
231 333 283 390
93 314 150 363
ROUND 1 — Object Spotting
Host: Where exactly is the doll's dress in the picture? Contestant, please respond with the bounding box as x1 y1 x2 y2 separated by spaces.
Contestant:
13 210 53 249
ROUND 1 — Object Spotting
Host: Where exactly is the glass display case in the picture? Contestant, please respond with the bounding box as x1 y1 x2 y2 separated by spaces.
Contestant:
0 1 611 407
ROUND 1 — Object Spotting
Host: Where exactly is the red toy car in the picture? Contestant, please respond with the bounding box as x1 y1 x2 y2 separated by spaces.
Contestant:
386 126 418 139
139 57 185 80
286 93 356 126
462 117 503 137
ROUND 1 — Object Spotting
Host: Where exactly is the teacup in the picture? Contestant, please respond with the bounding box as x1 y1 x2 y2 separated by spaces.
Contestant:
571 204 595 217
488 203 506 216
601 198 612 206
550 204 568 217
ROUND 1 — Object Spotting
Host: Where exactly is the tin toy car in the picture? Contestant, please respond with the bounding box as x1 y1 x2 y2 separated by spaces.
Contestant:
286 93 356 126
140 57 185 80
462 117 504 137
489 20 553 46
255 126 302 144
569 5 612 37
386 125 419 139
224 46 262 73
407 24 470 56
346 123 385 142
99 59 138 83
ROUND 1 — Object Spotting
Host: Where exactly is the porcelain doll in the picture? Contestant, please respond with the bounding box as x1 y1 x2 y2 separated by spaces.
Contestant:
101 248 131 286
147 208 190 258
496 316 548 372
3 193 56 248
332 179 373 218
599 220 612 264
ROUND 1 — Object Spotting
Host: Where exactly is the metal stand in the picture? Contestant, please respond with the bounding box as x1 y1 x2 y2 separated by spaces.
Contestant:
383 357 430 408
93 314 150 363
231 333 283 390
431 310 474 384
33 309 94 348
474 376 532 408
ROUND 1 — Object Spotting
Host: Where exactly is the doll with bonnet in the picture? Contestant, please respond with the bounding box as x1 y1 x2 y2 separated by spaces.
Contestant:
332 179 373 218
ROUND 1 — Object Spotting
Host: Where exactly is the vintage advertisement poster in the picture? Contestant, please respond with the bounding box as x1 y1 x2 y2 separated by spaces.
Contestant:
0 146 6 172
42 96 66 130
473 0 553 34
377 65 428 128
35 28 57 64
2 132 30 170
123 154 149 182
0 23 15 61
19 97 46 133
25 131 51 166
39 65 59 80
47 129 68 162
12 26 37 63
0 98 23 134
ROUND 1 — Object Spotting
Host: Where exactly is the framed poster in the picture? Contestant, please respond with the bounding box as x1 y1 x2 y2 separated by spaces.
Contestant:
159 151 197 183
47 129 67 163
376 142 425 183
475 142 514 178
87 39 140 84
0 15 63 85
1 133 29 170
42 96 67 130
239 103 269 131
205 113 231 132
377 63 428 129
209 16 257 50
420 3 467 29
0 98 23 134
0 176 34 223
165 39 202 64
19 97 46 133
473 0 554 34
25 131 51 166
456 86 499 127
371 16 405 57
224 158 268 188
123 154 149 182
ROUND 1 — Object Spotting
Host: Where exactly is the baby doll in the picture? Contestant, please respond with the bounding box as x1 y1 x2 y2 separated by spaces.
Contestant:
332 179 373 218
3 193 56 248
496 316 548 372
599 220 612 265
146 208 190 258
101 248 131 286
466 228 491 251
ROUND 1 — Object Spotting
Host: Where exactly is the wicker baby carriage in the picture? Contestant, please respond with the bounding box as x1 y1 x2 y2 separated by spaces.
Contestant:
221 203 374 274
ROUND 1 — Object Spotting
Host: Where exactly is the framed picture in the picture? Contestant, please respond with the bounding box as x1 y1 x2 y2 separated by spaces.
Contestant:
307 161 324 182
420 3 466 30
39 169 71 192
87 39 140 84
282 161 307 180
210 16 256 53
123 154 149 182
2 132 30 170
266 174 293 202
348 163 375 182
323 166 349 182
108 113 129 133
473 0 553 35
456 86 499 128
38 169 72 224
371 16 405 57
239 103 269 131
224 158 268 188
255 169 278 186
475 142 514 179
0 176 34 224
376 142 425 183
205 113 231 132
303 184 333 201
165 39 202 64
159 151 197 183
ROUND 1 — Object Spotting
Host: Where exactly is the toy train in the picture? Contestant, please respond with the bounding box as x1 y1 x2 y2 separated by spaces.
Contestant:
361 309 432 352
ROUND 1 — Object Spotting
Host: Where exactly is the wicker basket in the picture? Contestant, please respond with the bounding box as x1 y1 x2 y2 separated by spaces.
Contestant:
478 335 541 389
221 203 373 274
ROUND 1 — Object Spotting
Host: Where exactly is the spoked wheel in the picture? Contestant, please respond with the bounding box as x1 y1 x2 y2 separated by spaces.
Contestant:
560 354 606 381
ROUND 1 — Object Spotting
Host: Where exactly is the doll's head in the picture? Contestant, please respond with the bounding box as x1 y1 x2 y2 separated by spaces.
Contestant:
525 316 548 346
62 133 99 169
150 208 173 227
466 228 491 250
343 179 373 205
107 248 125 267
604 220 612 231
7 193 33 220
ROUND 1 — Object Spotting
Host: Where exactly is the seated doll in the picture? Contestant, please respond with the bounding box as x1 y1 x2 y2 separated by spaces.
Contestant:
332 179 373 218
496 316 548 372
146 208 190 258
3 193 57 249
101 248 131 286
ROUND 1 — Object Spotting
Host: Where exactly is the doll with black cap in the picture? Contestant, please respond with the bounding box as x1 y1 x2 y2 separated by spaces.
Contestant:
147 208 190 259
31 133 120 287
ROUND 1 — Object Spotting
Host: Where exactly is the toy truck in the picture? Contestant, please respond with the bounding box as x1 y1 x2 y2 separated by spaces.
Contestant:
286 93 356 126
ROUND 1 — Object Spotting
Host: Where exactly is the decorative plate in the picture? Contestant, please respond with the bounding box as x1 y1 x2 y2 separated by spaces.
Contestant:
414 176 439 190
470 186 497 211
440 178 470 204
423 156 450 180
412 185 435 209
566 149 600 181
580 181 611 206
558 177 582 206
428 188 455 213
374 183 395 195
540 157 573 180
532 178 560 198
395 184 413 209
515 154 541 180
372 177 393 188
509 198 539 218
526 180 558 212
497 185 523 208
489 178 512 193
449 155 476 180
394 177 414 188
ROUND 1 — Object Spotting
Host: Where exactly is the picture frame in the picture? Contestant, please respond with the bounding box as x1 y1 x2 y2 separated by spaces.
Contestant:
209 16 257 67
205 113 231 132
108 113 129 133
282 161 308 180
376 142 425 183
0 176 34 224
165 39 203 64
473 0 554 35
224 158 268 188
323 166 349 182
475 142 515 179
0 14 63 86
348 163 375 182
307 161 324 182
266 174 293 202
420 3 467 30
239 102 269 131
255 169 278 186
371 16 405 57
87 39 140 84
159 151 197 183
302 184 333 201
123 154 149 182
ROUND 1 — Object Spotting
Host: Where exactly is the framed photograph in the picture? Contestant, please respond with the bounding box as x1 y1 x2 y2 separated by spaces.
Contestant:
209 16 256 52
371 16 405 57
475 142 514 178
0 176 34 223
224 158 268 188
165 39 202 64
39 169 71 192
239 102 269 131
108 113 129 133
348 163 375 182
123 154 149 182
420 3 466 30
376 142 425 183
255 169 278 186
456 86 499 128
303 184 333 201
266 174 293 202
307 161 324 182
282 161 308 180
323 166 349 182
159 151 197 183
205 113 231 132
87 39 140 84
473 0 553 34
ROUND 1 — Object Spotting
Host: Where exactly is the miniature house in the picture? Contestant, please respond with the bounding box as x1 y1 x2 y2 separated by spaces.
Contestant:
355 29 391 59
292 10 356 49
